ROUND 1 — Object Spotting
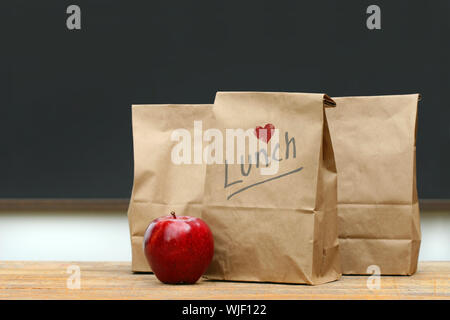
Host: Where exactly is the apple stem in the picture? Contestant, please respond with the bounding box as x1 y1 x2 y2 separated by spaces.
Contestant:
170 211 176 219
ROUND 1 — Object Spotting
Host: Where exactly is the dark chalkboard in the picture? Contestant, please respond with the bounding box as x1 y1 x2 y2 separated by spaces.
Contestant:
2 0 449 199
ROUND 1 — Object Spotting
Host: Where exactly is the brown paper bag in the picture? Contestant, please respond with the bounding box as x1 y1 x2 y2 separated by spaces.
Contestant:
202 92 341 284
325 94 421 275
128 104 213 272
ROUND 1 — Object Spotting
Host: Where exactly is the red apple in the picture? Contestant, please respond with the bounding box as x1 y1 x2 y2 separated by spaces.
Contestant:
143 211 214 284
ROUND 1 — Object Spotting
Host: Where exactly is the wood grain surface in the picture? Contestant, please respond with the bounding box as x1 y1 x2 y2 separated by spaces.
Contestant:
0 261 448 300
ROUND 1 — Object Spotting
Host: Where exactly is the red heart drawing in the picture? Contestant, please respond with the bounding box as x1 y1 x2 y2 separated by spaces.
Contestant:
254 123 275 143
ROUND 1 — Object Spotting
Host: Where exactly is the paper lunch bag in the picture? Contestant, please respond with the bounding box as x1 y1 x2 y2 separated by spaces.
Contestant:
128 104 213 272
325 94 421 275
202 92 341 285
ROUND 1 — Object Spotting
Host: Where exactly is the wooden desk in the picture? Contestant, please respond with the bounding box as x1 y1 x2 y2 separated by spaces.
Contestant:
0 261 448 299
